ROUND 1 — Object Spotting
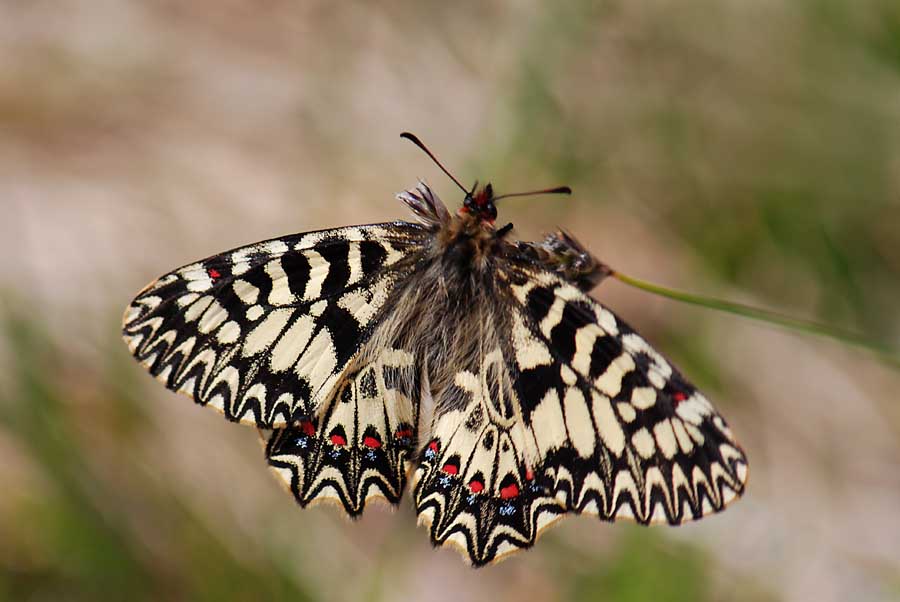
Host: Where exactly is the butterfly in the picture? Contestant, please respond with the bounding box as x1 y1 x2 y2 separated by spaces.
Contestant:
122 133 748 566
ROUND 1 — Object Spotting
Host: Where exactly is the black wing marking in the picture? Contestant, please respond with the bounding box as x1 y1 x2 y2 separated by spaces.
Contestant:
122 222 427 427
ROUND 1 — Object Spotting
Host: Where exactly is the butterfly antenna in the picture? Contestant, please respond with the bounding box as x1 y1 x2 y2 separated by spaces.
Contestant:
400 132 468 195
494 186 572 201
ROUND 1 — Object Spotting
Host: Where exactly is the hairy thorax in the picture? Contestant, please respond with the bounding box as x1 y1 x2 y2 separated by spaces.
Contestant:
435 211 509 271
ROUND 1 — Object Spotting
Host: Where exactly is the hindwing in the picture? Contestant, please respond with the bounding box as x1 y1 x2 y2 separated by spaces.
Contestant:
265 346 422 514
413 347 565 565
122 223 427 427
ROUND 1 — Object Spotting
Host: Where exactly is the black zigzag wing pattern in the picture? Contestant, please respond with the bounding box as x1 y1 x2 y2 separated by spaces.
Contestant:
412 265 748 565
265 347 421 515
122 223 428 427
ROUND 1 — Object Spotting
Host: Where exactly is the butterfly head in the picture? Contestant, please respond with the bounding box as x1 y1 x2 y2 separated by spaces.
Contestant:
461 183 498 224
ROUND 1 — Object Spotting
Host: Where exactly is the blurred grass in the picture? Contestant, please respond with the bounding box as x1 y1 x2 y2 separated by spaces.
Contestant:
0 309 313 602
569 529 711 602
500 0 900 347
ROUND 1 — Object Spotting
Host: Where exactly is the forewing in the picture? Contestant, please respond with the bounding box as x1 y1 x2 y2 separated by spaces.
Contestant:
265 346 421 515
122 223 427 427
504 265 748 522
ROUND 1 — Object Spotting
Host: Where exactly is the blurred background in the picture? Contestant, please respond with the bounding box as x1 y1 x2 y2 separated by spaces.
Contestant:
2 1 900 601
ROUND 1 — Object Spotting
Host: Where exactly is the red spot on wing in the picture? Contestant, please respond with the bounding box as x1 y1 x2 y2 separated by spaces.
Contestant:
525 469 534 481
330 434 347 446
429 440 439 452
395 428 413 440
468 480 484 493
441 464 458 475
207 268 221 279
500 483 520 499
363 436 382 449
299 421 315 436
672 392 687 403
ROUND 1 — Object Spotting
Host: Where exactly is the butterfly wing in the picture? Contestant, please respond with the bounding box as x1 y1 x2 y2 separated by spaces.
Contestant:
505 266 748 517
122 222 428 427
264 346 422 515
413 264 748 565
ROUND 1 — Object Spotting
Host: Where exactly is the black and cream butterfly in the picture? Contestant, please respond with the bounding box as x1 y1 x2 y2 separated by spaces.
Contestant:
122 134 748 566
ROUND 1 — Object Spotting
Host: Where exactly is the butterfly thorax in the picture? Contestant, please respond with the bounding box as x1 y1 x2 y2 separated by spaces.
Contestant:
436 209 508 268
